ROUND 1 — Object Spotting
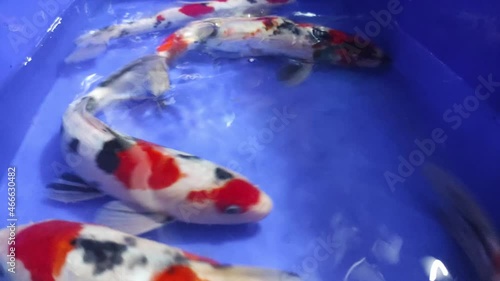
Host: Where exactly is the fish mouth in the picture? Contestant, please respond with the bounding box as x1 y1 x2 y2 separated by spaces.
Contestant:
221 192 273 224
252 192 274 220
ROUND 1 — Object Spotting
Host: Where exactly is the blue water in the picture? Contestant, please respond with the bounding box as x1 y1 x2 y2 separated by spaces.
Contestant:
3 0 500 280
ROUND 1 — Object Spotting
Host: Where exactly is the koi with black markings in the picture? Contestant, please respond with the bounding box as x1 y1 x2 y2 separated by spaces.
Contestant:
0 220 301 281
52 55 273 235
66 0 294 63
156 16 389 85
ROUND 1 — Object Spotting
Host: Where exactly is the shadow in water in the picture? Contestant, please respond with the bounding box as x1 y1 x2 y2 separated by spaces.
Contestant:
142 222 262 246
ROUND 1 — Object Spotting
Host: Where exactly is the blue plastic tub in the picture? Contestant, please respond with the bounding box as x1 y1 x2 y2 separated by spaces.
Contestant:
1 0 499 280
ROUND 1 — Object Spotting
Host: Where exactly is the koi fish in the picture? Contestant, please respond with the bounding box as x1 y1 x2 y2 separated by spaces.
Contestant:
50 54 273 235
156 16 389 85
422 162 500 281
65 0 294 63
0 220 301 281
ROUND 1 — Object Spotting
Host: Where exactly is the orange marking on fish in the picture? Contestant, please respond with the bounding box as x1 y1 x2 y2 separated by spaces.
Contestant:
187 179 260 212
114 140 183 190
153 265 206 281
157 34 189 59
16 220 83 281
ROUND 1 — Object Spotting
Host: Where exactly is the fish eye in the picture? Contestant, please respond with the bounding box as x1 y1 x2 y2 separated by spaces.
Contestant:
312 27 331 42
223 205 242 214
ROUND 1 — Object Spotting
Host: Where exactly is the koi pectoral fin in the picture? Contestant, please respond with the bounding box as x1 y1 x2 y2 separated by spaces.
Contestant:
95 201 175 235
277 61 313 86
46 173 105 203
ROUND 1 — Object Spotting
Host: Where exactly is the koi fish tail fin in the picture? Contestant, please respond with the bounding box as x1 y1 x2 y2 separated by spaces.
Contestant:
189 263 303 281
88 54 170 107
65 17 158 63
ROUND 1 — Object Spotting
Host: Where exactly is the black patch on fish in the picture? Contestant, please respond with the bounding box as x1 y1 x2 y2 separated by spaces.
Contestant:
128 255 148 269
119 30 130 37
215 168 234 180
95 137 132 174
71 238 127 275
173 253 188 264
207 24 218 39
154 17 171 29
311 27 331 42
68 138 80 153
247 0 257 3
274 20 301 36
82 96 98 112
154 19 161 29
177 154 201 160
100 26 115 32
124 236 137 246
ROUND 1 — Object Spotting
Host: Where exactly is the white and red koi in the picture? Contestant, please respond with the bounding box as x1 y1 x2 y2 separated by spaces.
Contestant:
53 55 273 235
156 16 389 84
0 220 301 281
66 0 294 63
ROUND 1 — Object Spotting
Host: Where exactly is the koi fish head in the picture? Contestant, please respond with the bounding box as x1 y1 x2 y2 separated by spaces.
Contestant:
176 168 273 225
311 27 389 67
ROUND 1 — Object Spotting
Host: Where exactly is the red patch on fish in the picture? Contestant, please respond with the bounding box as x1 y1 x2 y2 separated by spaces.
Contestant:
187 179 260 212
16 220 83 281
260 17 275 30
179 3 215 17
329 29 351 44
153 265 204 281
114 140 182 190
157 33 189 59
182 250 220 266
156 15 166 22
